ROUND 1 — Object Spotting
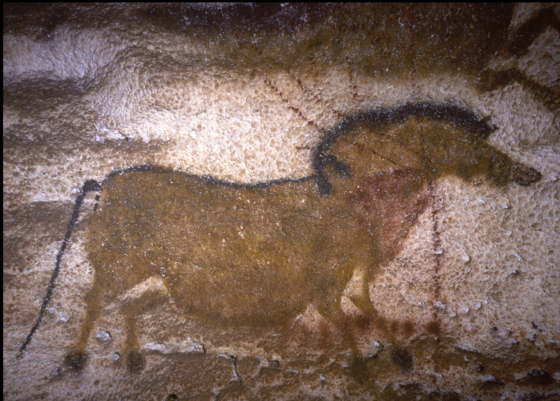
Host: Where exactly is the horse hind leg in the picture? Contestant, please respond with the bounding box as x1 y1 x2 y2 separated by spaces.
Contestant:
64 300 101 372
123 314 145 372
65 279 150 373
64 278 115 372
119 276 172 372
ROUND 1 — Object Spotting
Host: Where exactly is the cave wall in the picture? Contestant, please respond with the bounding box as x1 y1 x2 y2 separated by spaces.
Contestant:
3 3 560 400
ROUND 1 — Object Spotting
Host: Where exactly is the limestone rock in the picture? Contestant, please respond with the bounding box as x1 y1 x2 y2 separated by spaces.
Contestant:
3 3 559 401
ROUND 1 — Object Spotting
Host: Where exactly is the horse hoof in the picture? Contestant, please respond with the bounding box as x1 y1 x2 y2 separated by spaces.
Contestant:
64 350 88 372
127 350 145 372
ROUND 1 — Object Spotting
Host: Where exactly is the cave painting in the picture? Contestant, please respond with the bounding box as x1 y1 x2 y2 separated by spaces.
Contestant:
20 103 541 372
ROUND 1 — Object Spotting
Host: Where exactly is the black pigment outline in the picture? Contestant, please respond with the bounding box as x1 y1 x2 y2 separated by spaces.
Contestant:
19 102 541 353
19 179 101 353
18 168 312 353
314 102 499 195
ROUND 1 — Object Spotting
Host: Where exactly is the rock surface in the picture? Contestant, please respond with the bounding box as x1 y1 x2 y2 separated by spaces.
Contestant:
3 3 559 400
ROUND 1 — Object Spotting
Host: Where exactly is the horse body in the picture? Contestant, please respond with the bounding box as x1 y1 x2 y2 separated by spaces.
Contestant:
86 172 376 327
20 103 541 372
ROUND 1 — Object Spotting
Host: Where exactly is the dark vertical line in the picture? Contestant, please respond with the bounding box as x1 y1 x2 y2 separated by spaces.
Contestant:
19 180 101 353
345 57 361 105
429 183 442 323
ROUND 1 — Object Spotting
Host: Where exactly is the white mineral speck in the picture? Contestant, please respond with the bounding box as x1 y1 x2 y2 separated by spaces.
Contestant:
144 342 173 353
181 342 205 354
369 340 384 357
434 301 446 311
95 329 113 345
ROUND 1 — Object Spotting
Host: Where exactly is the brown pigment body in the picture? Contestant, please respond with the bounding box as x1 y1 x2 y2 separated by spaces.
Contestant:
87 172 376 327
70 111 541 370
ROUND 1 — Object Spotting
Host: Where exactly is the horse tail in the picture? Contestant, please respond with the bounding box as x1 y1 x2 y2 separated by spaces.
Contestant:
19 180 101 354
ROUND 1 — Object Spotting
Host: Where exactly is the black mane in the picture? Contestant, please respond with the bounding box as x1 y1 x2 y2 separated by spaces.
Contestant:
313 102 496 195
